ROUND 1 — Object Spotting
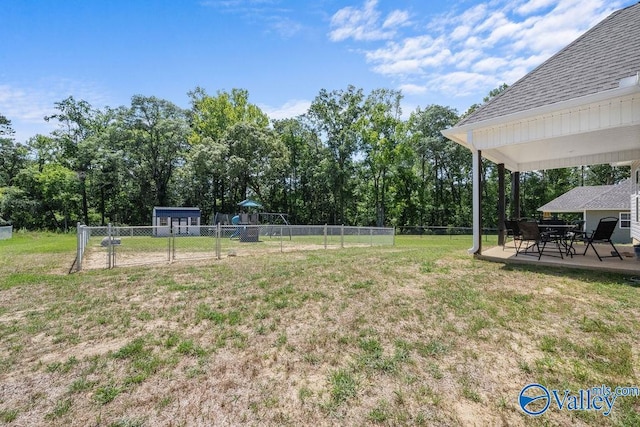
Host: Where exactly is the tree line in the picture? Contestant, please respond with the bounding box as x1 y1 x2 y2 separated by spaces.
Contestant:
0 85 628 231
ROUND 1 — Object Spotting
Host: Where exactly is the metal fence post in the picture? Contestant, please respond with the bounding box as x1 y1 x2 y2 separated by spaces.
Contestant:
169 226 174 263
341 224 344 248
280 226 284 253
216 223 221 260
76 222 82 272
324 224 327 249
370 227 373 246
112 228 117 268
107 223 112 269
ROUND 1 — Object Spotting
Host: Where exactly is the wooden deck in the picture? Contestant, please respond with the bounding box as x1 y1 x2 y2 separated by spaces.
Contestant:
478 242 640 275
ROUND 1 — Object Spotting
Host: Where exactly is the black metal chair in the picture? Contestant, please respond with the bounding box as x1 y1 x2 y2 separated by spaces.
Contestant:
503 220 522 250
572 217 623 261
516 221 564 260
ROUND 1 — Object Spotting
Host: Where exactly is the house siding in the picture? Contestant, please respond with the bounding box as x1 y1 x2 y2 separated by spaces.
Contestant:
584 210 630 244
632 161 640 243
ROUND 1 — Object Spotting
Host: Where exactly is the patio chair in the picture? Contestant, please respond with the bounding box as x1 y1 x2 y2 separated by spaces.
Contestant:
572 217 622 261
503 220 522 250
516 221 564 260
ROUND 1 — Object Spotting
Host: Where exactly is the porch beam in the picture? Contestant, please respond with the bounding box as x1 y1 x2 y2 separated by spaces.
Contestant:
512 172 520 219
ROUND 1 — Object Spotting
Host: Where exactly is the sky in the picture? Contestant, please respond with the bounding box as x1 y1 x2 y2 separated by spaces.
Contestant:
0 0 635 143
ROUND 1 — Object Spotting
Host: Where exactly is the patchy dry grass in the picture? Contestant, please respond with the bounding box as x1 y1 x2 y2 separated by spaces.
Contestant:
0 233 639 426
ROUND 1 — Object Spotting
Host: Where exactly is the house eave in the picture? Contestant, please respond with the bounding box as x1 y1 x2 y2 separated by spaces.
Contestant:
445 79 640 138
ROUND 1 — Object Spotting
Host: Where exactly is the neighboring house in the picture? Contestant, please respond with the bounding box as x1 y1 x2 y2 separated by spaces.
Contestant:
442 3 640 254
537 179 631 243
152 207 201 236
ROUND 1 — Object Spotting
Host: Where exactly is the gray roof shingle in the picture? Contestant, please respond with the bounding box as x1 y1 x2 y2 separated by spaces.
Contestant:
538 179 631 212
458 3 640 126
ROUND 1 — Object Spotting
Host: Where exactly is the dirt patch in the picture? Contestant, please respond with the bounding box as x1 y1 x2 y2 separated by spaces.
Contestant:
38 338 131 364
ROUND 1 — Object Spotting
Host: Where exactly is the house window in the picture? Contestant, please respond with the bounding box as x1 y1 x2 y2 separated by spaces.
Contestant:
191 217 198 226
620 212 631 229
159 217 168 226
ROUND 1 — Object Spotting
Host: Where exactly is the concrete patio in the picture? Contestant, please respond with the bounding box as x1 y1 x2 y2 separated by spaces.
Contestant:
478 243 640 275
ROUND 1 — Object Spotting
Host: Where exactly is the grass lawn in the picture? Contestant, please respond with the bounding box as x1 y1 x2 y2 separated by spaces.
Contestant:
0 232 639 426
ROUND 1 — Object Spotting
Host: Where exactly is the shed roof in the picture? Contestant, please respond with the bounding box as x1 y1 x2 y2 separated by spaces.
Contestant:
537 179 631 212
152 207 201 218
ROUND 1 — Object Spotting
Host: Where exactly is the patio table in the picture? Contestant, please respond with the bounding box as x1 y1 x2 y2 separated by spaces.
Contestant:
538 224 579 256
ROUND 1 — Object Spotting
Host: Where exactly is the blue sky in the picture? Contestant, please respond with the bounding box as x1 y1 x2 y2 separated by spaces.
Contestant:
1 0 634 142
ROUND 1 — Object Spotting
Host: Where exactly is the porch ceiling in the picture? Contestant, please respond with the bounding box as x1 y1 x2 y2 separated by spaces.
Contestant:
484 123 640 172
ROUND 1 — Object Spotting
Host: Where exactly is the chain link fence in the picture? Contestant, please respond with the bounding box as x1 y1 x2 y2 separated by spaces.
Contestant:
396 226 498 239
75 223 395 271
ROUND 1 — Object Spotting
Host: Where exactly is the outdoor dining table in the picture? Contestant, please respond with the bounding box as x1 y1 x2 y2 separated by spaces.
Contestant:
537 223 579 256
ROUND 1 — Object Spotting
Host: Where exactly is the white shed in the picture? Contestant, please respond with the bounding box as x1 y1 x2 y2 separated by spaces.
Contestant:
152 207 201 236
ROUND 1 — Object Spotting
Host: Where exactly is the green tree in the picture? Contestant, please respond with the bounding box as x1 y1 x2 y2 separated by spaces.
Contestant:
188 87 269 142
44 97 112 224
272 117 332 224
187 88 269 215
0 115 28 187
308 85 365 224
122 95 190 222
36 163 81 230
407 105 466 226
177 138 228 223
359 88 403 226
583 164 629 185
223 122 288 205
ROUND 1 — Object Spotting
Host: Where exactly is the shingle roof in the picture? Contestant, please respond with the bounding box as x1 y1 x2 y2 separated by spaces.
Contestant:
538 179 631 212
458 2 640 126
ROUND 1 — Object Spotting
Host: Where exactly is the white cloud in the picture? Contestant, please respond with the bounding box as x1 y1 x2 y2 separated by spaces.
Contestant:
516 0 556 15
430 71 500 98
473 57 510 73
266 16 303 38
460 3 490 26
0 79 113 142
329 0 624 100
397 83 427 95
365 35 452 74
0 85 56 124
451 24 472 41
451 48 483 69
201 0 304 39
382 10 410 29
328 0 410 42
260 99 311 120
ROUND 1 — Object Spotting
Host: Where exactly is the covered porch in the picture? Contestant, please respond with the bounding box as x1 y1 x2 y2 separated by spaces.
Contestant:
442 3 640 270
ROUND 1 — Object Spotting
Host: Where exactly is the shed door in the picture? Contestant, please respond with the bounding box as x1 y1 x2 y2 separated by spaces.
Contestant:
172 218 183 235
